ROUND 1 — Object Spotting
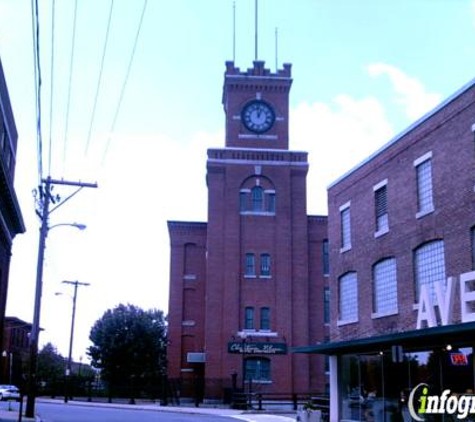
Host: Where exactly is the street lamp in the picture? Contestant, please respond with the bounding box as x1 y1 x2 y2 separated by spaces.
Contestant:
26 220 86 417
49 223 87 231
56 280 90 403
2 350 12 384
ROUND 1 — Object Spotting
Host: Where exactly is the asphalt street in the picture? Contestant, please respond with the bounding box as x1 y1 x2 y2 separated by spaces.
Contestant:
1 401 235 422
0 400 297 422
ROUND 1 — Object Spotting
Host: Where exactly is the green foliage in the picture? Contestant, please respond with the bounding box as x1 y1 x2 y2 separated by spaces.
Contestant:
87 304 167 386
37 342 65 382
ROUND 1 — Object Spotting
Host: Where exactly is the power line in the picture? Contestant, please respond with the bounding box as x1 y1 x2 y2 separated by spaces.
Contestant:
62 0 79 176
48 0 56 176
84 0 115 158
101 0 148 166
31 0 43 183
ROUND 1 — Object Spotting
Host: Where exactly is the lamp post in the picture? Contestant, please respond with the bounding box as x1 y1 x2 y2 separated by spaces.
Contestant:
57 280 90 403
2 350 12 384
25 214 87 417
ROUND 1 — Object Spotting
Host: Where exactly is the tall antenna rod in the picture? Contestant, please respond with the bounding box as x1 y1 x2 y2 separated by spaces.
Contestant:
254 0 258 61
275 27 278 71
233 1 236 62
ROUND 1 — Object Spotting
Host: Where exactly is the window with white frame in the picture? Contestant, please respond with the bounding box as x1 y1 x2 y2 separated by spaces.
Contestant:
251 186 263 211
245 253 256 277
414 153 434 216
323 287 330 324
322 240 330 275
267 192 276 213
245 357 270 381
338 272 358 323
373 258 397 316
471 227 475 270
239 191 248 211
340 202 351 251
414 240 446 303
244 306 254 329
374 182 388 234
260 253 271 277
260 307 270 330
239 176 276 215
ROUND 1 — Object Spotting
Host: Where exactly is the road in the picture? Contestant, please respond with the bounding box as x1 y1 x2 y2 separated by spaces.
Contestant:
0 401 238 422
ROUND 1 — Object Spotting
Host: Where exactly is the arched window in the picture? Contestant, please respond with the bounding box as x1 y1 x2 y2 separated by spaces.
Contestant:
251 186 263 211
338 272 358 323
414 240 445 302
373 258 397 316
239 176 276 215
244 357 271 381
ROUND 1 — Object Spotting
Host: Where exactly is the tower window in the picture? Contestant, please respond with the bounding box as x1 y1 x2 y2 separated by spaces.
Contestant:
245 253 256 277
240 191 247 211
267 192 276 213
244 357 270 381
251 186 263 211
239 177 276 216
244 307 254 330
260 307 270 330
260 254 271 277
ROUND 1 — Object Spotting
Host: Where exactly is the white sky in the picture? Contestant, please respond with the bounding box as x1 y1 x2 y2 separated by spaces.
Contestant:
0 0 475 362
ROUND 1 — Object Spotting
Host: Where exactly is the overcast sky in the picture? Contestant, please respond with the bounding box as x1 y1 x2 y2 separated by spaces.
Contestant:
1 0 475 362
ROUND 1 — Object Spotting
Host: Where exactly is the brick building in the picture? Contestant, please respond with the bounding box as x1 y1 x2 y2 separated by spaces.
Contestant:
0 56 25 360
296 77 475 421
168 60 328 401
2 317 32 385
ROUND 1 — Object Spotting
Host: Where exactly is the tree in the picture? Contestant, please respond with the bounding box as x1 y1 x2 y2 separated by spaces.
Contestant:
37 343 65 383
87 304 167 398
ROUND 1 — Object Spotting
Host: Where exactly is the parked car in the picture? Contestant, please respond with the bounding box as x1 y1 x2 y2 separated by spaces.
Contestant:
0 385 20 401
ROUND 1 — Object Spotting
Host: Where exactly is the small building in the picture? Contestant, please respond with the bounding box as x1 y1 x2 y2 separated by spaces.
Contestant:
167 60 329 401
0 56 25 362
296 77 475 421
2 317 32 385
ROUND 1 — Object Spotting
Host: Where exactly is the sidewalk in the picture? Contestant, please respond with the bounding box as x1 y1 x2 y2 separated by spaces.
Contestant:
35 398 297 421
0 406 38 422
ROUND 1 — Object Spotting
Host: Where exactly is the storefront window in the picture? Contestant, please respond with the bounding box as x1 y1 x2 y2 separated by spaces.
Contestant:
339 346 474 421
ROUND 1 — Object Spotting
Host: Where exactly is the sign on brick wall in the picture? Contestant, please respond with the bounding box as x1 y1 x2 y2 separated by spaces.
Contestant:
227 341 287 355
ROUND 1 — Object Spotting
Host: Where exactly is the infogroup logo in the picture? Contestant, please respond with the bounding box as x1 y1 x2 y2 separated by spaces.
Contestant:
408 383 475 421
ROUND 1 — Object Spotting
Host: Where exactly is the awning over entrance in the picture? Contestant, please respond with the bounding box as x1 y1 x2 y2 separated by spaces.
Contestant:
293 321 475 355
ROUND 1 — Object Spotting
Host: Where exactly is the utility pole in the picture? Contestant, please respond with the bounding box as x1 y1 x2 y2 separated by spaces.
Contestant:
62 280 90 403
25 177 97 418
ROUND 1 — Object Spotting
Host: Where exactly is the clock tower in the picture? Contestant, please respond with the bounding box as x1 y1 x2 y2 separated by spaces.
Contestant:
168 60 328 401
223 60 292 150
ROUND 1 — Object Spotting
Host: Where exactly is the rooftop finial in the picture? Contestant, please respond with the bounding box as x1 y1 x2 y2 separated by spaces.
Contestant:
254 0 258 61
233 1 236 63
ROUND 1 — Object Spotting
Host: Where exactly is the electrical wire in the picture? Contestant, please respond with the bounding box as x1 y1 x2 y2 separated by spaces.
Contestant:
48 0 56 176
62 0 79 176
101 0 148 166
84 0 114 158
31 0 43 183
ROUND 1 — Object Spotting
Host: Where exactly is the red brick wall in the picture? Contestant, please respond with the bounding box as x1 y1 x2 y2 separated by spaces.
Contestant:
328 82 475 342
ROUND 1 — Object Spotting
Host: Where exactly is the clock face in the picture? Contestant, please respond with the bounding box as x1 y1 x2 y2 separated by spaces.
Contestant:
241 100 275 134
